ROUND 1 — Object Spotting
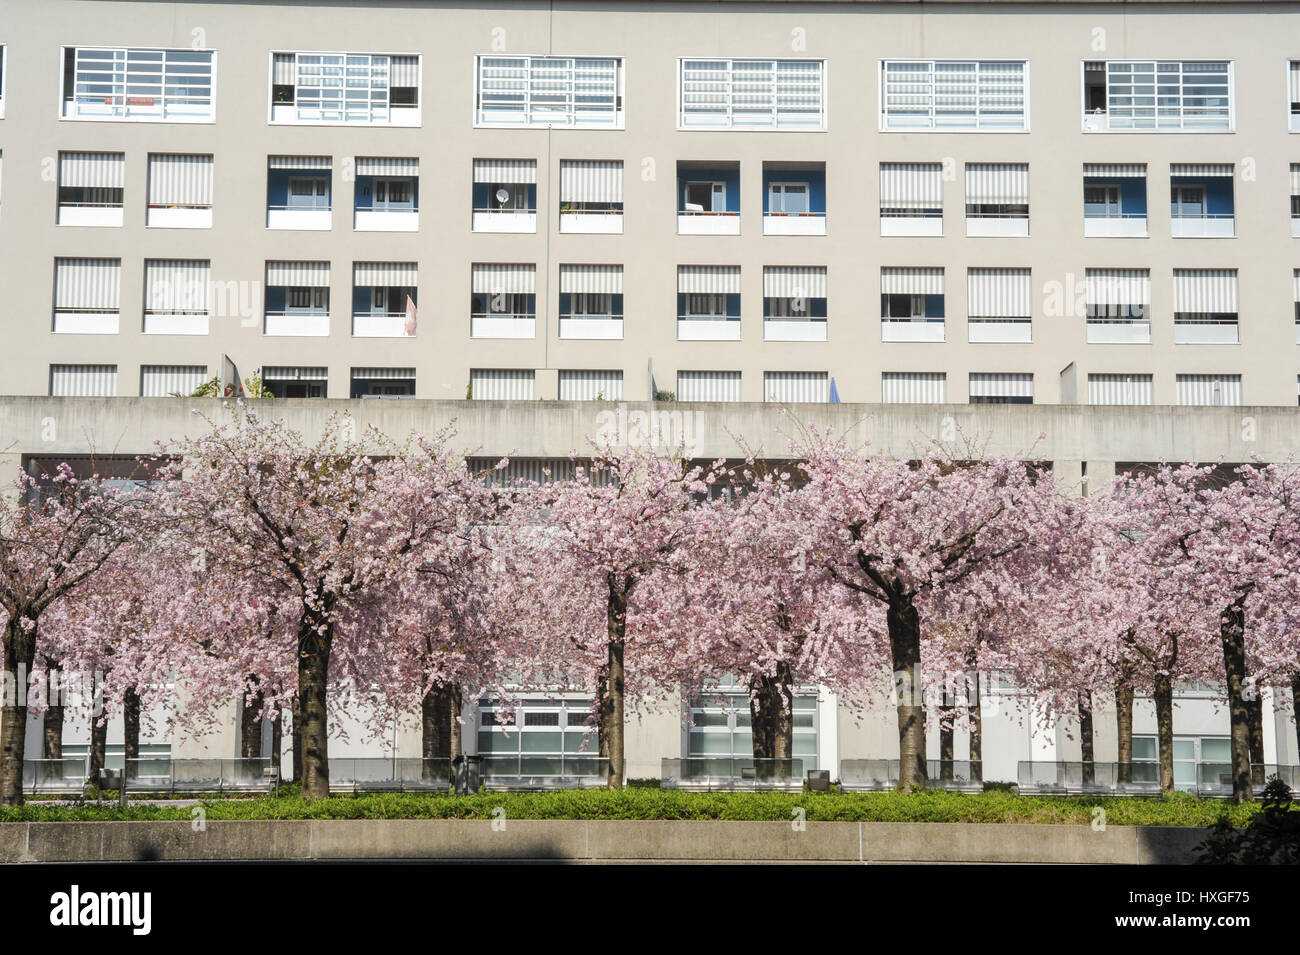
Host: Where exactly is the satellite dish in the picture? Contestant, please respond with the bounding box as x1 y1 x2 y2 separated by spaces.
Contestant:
495 188 511 206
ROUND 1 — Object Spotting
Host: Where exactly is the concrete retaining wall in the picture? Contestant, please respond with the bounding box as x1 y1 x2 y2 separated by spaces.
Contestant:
0 820 1209 864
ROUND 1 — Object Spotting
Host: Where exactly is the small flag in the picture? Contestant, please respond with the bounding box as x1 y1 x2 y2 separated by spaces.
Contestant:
404 295 418 336
829 377 841 404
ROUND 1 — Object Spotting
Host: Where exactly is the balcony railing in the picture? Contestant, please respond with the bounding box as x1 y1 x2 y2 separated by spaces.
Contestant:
479 754 608 791
471 312 536 339
559 315 624 339
1174 318 1239 344
147 202 213 228
677 315 742 341
662 757 807 792
882 318 944 343
53 309 120 334
352 311 415 337
328 757 450 793
265 311 330 336
354 206 419 232
267 204 332 230
559 206 624 234
1084 211 1147 237
840 759 983 793
764 318 828 342
22 758 90 795
120 757 277 794
472 208 538 233
966 212 1029 237
1171 212 1235 238
145 310 210 335
969 319 1032 343
1018 760 1300 797
64 95 213 123
881 211 943 237
57 202 125 227
1086 319 1151 344
762 211 827 236
678 210 740 235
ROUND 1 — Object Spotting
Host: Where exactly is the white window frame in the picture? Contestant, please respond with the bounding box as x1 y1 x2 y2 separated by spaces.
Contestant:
683 180 726 213
286 288 327 312
685 685 820 771
269 51 421 126
60 46 217 124
677 57 827 131
768 181 810 214
473 55 625 129
879 59 1029 133
287 176 330 209
1080 60 1234 133
1083 183 1122 218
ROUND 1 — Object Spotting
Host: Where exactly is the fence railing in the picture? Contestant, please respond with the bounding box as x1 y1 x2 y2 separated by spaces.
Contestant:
1014 761 1300 796
840 759 984 793
328 757 450 793
479 754 608 790
22 758 90 795
122 758 277 794
662 757 807 792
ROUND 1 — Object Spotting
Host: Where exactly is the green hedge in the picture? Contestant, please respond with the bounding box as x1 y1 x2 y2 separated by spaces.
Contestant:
0 788 1261 826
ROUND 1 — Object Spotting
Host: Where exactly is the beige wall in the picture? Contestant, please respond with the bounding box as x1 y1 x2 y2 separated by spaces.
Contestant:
2 1 1300 404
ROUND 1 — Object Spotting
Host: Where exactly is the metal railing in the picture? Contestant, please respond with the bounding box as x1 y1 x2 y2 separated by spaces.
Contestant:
1171 212 1234 219
329 757 450 794
662 757 807 792
268 203 332 212
677 209 739 216
1083 211 1147 219
123 757 277 794
763 211 826 217
479 754 608 791
22 757 90 795
840 759 984 793
473 206 537 214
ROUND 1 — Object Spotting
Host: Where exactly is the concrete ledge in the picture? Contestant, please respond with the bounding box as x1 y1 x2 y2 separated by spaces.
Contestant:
0 820 1213 863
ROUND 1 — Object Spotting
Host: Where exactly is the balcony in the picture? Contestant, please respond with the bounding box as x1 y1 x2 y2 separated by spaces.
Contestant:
762 212 826 236
1293 217 1300 239
882 319 944 343
559 317 623 340
473 209 537 233
966 215 1029 238
144 313 209 335
968 320 1031 344
1084 214 1147 238
471 314 536 339
1175 321 1239 344
63 97 213 124
1087 321 1151 344
267 206 331 230
678 212 740 236
1172 214 1234 238
264 311 330 336
352 312 414 338
677 317 741 341
881 215 942 237
271 103 420 127
53 310 119 334
559 210 623 234
480 755 609 792
354 208 418 232
57 204 123 227
764 319 827 342
147 204 212 229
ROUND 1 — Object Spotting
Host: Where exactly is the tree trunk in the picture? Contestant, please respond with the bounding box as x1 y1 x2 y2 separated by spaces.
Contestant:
88 714 108 790
968 670 982 783
43 659 64 761
1078 689 1095 787
296 611 333 800
290 694 302 785
270 711 282 782
1293 673 1300 767
939 690 954 782
1153 674 1175 797
0 617 35 806
1219 594 1254 803
1115 682 1134 784
239 684 264 760
887 596 926 792
421 680 462 781
602 579 627 789
748 667 793 779
1246 692 1265 768
123 686 141 784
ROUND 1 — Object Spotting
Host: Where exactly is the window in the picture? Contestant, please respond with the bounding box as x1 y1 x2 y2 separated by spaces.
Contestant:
271 52 419 125
763 267 827 340
141 366 208 397
472 160 537 231
352 262 417 337
62 47 215 121
1291 165 1300 236
0 44 5 117
1132 735 1231 791
53 258 121 334
677 371 742 402
685 293 727 318
882 372 947 404
57 152 125 226
969 372 1033 404
1082 60 1232 131
880 60 1027 131
1085 184 1120 217
686 181 725 212
471 265 537 339
143 259 210 335
686 685 819 773
1089 374 1154 406
880 162 943 236
147 154 213 228
1289 62 1300 131
1176 373 1241 406
268 156 331 228
265 261 330 336
469 369 537 401
768 182 808 213
764 371 829 403
477 697 602 780
967 268 1032 343
558 370 623 401
1170 185 1204 218
763 163 826 234
262 366 328 398
679 58 825 130
288 177 329 209
881 267 944 342
1169 164 1234 237
1173 269 1238 344
1082 163 1147 237
50 364 117 397
965 163 1029 236
1085 268 1151 344
351 368 415 399
559 161 624 234
558 265 623 339
475 55 622 128
677 266 741 340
